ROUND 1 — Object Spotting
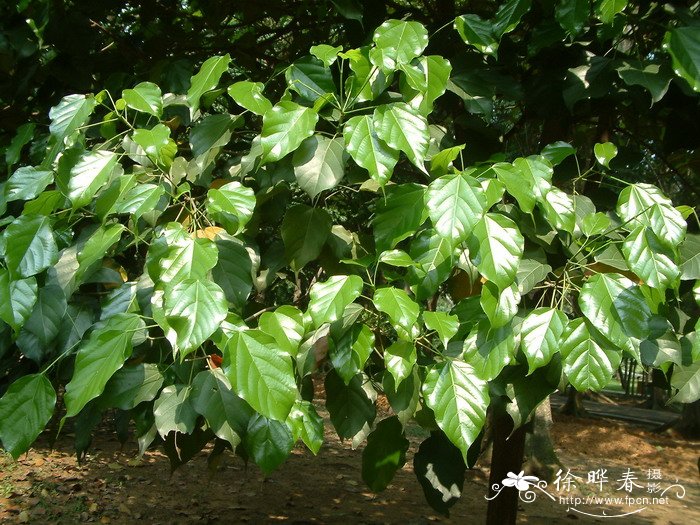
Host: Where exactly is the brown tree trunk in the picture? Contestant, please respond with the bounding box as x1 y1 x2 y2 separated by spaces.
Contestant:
522 399 562 481
560 385 588 416
676 400 700 438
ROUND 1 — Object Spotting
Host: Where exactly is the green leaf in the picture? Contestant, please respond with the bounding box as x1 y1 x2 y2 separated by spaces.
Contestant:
293 135 345 198
78 223 125 269
541 188 576 234
0 374 56 459
617 184 686 248
281 204 332 272
520 307 568 373
153 384 198 438
541 141 576 166
596 0 627 23
594 142 618 167
422 360 489 462
48 94 96 143
454 15 499 56
413 432 465 515
187 54 231 113
407 229 454 301
373 287 420 340
0 270 38 332
190 114 239 157
423 311 459 348
622 227 680 291
67 150 118 209
226 329 298 421
384 368 420 426
325 370 376 440
344 115 398 187
310 44 342 67
331 0 363 22
16 284 66 359
670 359 700 403
493 0 532 36
5 167 53 202
362 416 409 492
582 212 611 237
429 144 465 176
373 103 430 171
132 124 176 168
212 234 254 310
191 369 253 447
469 213 524 291
64 313 144 418
426 172 487 245
227 81 272 116
260 101 319 163
286 56 336 101
463 321 515 380
480 281 520 329
372 183 427 252
561 318 621 391
259 306 305 357
206 181 255 235
383 340 417 385
122 82 162 118
113 183 165 219
329 323 374 384
308 275 364 328
403 56 452 115
159 236 219 284
617 61 673 104
555 0 589 36
516 259 552 295
664 27 700 92
5 123 35 168
287 400 324 454
371 20 429 69
579 273 652 355
101 363 164 410
162 279 228 358
3 215 58 278
505 358 562 429
378 250 415 268
680 234 700 280
245 414 294 475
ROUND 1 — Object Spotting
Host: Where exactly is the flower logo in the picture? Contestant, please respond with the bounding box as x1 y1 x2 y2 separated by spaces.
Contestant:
502 471 540 491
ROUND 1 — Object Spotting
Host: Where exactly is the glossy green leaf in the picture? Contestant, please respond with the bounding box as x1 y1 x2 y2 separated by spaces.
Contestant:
384 368 420 426
191 369 253 447
469 213 524 291
344 115 398 186
16 284 66 359
3 215 58 278
579 273 652 355
617 61 673 103
617 183 686 248
227 81 272 116
679 234 700 280
0 374 56 459
373 287 419 340
378 250 415 268
540 141 576 166
281 204 332 272
541 188 576 234
664 26 700 92
516 259 552 295
5 167 53 202
212 234 254 310
325 370 376 440
426 172 487 245
362 416 409 492
555 0 589 36
0 270 38 332
422 360 489 462
454 15 499 56
670 359 700 403
64 313 144 418
67 150 118 209
287 399 324 454
102 363 164 410
494 0 532 36
78 223 125 269
596 0 627 23
308 275 363 328
286 56 336 101
259 306 305 357
622 227 680 291
505 358 562 430
226 329 297 421
407 229 454 301
463 321 515 381
371 19 429 69
561 318 620 391
206 181 255 234
373 103 429 171
582 212 611 237
372 183 428 252
310 44 342 67
190 114 238 157
245 414 294 475
122 82 162 117
480 281 520 329
403 56 452 115
5 123 35 168
260 101 319 163
329 323 374 384
293 135 345 198
48 94 96 143
423 311 459 348
520 307 568 374
429 144 465 176
113 183 165 219
383 339 416 385
162 278 228 358
594 142 618 167
187 54 231 113
132 124 176 168
159 236 218 285
153 384 198 438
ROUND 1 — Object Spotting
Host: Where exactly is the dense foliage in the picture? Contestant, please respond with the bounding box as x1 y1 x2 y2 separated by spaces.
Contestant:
1 0 699 518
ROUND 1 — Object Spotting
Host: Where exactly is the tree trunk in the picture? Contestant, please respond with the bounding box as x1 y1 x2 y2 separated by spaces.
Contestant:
675 400 700 438
486 404 528 525
522 399 562 481
560 385 588 417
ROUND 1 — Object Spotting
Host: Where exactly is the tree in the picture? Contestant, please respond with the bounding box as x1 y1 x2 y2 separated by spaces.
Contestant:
1 3 699 524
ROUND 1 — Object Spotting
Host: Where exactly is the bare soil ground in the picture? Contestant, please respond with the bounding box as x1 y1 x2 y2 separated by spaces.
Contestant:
1 398 698 525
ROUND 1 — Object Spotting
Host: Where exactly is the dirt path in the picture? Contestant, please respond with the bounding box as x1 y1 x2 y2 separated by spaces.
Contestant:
1 407 699 524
